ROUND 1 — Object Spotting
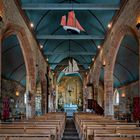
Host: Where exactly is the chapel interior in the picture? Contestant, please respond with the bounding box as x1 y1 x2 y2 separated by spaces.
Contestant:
0 0 140 140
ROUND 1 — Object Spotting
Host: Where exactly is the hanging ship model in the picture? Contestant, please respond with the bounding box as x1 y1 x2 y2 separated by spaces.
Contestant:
62 59 79 75
61 11 85 34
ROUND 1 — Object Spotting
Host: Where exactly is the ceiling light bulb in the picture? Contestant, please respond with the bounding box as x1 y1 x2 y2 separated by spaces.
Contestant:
30 22 34 28
97 45 101 49
40 44 43 49
108 23 112 29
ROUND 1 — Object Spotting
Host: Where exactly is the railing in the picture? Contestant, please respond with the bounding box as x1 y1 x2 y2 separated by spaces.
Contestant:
92 100 104 115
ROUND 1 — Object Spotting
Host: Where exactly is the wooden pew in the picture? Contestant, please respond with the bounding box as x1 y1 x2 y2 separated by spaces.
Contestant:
85 123 138 140
74 112 140 140
90 134 140 140
0 134 51 140
0 112 66 140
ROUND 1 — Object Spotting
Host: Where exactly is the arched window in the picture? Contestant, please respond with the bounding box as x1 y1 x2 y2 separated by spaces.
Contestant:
113 89 119 105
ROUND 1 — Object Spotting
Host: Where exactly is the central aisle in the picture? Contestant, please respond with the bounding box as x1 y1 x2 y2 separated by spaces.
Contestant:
62 118 80 140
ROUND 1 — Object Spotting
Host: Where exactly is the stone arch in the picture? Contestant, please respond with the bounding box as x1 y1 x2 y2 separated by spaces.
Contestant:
104 25 139 116
1 23 36 92
107 25 139 77
88 57 102 101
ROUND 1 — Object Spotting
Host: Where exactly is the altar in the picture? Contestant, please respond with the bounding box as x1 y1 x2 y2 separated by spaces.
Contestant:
64 104 77 116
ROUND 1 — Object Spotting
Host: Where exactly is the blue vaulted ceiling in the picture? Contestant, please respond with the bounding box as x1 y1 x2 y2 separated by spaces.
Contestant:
2 35 26 86
19 0 120 72
3 0 138 88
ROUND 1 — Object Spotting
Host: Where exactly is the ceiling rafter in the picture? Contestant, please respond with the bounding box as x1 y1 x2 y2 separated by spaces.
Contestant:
88 10 106 32
37 35 104 40
8 62 25 79
124 45 139 56
2 44 19 54
49 40 89 52
115 61 135 79
50 54 89 69
113 73 123 86
45 52 95 55
49 62 90 65
22 3 120 10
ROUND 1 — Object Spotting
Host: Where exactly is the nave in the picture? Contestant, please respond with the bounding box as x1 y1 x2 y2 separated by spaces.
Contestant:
0 0 140 140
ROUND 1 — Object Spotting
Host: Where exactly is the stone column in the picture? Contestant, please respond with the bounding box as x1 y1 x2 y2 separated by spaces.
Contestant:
94 84 98 101
41 80 47 114
55 85 58 110
139 39 140 98
0 30 2 97
30 91 35 117
87 85 93 100
25 75 35 118
104 79 114 117
83 86 87 111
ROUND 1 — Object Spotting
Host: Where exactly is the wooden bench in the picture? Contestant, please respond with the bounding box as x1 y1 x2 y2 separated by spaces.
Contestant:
91 134 140 140
0 134 51 140
74 113 140 140
0 112 66 140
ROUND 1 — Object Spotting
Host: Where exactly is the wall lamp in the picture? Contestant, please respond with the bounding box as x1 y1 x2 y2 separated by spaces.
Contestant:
15 90 19 97
136 22 140 30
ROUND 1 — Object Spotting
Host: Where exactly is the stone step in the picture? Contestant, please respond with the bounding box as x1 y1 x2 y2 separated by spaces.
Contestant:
64 128 77 132
62 135 80 140
63 131 79 136
65 126 76 128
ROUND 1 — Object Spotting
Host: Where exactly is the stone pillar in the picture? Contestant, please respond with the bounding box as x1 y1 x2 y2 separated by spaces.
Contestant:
94 84 98 101
30 91 35 117
87 85 93 100
41 80 47 114
55 85 58 110
25 75 35 118
0 30 2 97
83 86 87 111
139 39 140 98
104 79 114 117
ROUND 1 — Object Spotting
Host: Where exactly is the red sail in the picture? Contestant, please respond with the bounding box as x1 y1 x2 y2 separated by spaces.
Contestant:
61 15 66 26
67 11 75 27
76 19 85 31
